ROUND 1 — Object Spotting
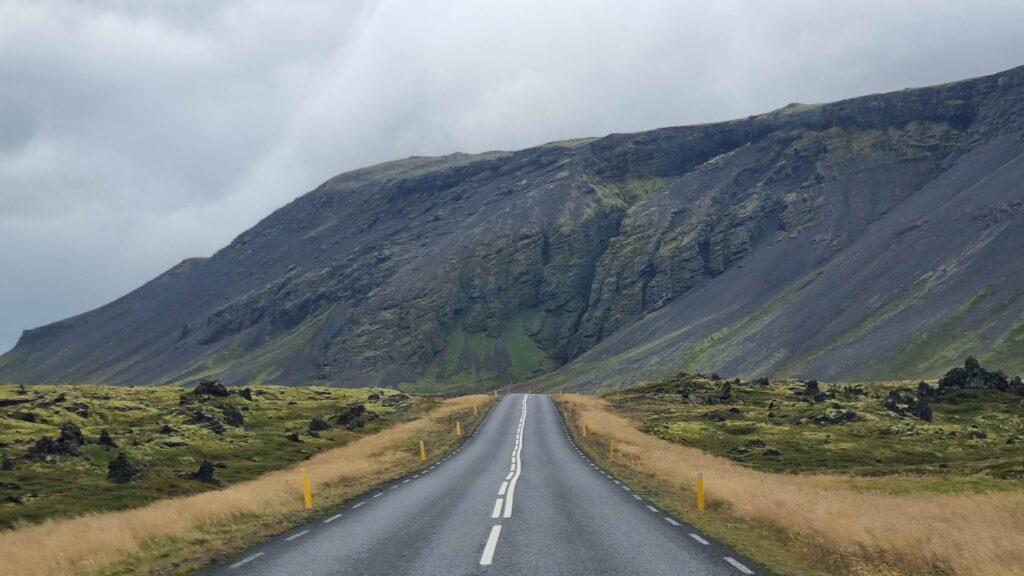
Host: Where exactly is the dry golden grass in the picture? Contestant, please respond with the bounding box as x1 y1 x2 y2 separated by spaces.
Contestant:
558 394 1024 576
0 394 490 576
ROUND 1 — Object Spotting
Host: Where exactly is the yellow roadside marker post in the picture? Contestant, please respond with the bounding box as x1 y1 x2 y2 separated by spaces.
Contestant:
301 468 313 510
474 402 478 416
419 440 426 462
582 424 587 437
456 421 462 437
697 472 705 513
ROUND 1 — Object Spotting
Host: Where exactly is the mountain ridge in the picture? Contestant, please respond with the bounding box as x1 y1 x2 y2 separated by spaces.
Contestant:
3 64 1024 392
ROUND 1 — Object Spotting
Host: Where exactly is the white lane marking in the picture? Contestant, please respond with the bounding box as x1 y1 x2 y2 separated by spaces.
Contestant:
725 557 754 574
229 552 264 569
613 480 621 484
402 479 410 484
480 524 502 565
372 492 383 498
664 517 680 526
390 485 398 490
324 514 342 523
352 501 365 509
503 396 529 518
646 505 659 513
505 472 514 481
622 486 630 491
491 498 504 518
413 475 420 479
498 481 509 496
285 529 310 541
690 533 710 545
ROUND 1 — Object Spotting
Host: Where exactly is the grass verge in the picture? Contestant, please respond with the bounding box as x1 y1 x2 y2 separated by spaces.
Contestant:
555 393 1024 576
0 394 494 576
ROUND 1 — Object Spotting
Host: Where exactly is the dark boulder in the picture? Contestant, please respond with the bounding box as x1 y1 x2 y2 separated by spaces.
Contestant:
107 452 141 483
65 402 90 418
309 417 331 432
1 457 15 471
937 357 1012 395
59 423 86 445
192 379 230 397
381 393 412 407
751 377 770 386
27 423 87 458
159 424 176 434
813 410 860 425
715 379 734 401
907 398 933 422
367 392 382 403
221 404 245 427
186 460 220 485
701 410 728 423
286 432 302 443
336 403 367 429
763 448 782 457
801 379 828 403
747 438 767 448
98 429 117 448
238 387 254 401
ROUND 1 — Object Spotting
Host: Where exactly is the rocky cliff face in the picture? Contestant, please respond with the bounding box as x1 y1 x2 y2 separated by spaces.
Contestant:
3 66 1024 391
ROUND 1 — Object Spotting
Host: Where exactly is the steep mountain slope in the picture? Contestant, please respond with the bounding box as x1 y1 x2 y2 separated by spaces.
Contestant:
3 66 1024 392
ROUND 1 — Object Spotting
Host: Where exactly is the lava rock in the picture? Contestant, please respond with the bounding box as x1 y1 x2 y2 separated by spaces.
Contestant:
751 377 770 386
98 429 117 448
747 438 767 448
159 424 176 434
763 448 782 457
716 379 733 401
702 410 728 422
237 387 254 401
286 432 302 443
1 457 15 471
381 393 411 407
309 417 331 432
336 403 367 429
192 379 230 397
813 410 860 425
186 460 220 485
221 404 245 427
65 402 90 418
107 452 141 483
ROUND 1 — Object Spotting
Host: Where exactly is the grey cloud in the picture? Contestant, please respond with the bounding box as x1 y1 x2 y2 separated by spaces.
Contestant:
2 0 1024 353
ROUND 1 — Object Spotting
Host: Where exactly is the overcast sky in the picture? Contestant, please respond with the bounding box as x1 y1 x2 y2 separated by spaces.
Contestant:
1 0 1023 354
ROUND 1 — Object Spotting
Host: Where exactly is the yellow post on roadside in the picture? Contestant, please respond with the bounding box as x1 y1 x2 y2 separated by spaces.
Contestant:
474 402 478 416
456 421 462 437
697 472 705 513
582 424 587 437
301 467 313 510
419 440 426 462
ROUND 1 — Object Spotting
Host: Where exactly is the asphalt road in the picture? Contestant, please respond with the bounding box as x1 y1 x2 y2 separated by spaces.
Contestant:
203 394 762 576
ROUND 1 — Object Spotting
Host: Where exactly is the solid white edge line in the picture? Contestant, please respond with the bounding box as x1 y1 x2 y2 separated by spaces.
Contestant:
491 498 503 518
690 533 710 545
228 552 264 569
725 557 754 574
285 529 310 541
480 525 502 565
324 513 342 523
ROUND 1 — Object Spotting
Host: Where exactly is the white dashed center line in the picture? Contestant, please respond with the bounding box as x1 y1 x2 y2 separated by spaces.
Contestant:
479 524 502 565
323 514 342 523
285 529 310 542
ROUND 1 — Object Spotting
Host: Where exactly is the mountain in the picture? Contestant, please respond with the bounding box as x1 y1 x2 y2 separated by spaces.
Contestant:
3 66 1024 392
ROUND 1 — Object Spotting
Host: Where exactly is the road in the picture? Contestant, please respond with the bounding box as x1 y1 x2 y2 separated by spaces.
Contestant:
203 394 762 576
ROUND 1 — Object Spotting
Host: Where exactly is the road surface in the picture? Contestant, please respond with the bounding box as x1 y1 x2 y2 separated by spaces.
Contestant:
203 394 762 576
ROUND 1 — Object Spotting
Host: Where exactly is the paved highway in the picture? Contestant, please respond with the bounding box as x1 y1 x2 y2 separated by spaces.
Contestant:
203 394 762 576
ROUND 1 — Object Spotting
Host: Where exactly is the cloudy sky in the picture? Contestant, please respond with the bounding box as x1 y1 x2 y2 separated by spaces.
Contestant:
1 0 1023 353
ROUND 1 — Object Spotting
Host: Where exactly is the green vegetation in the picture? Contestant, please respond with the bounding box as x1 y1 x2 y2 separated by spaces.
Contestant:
609 372 1024 491
0 383 426 528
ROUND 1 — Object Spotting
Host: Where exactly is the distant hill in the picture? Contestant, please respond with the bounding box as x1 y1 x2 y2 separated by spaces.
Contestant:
3 65 1024 392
